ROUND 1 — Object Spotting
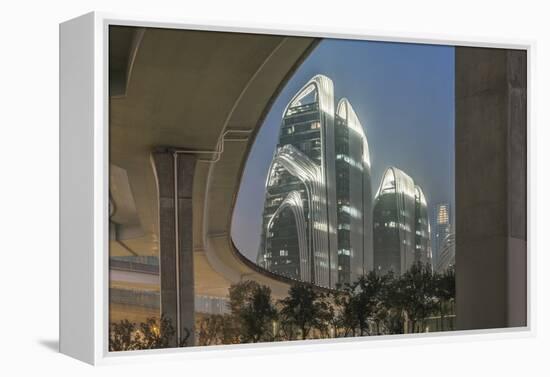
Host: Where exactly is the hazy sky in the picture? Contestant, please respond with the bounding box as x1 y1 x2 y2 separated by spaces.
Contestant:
231 39 455 262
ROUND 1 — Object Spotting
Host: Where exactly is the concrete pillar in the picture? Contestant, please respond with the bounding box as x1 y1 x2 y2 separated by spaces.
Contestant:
455 47 527 330
153 151 196 346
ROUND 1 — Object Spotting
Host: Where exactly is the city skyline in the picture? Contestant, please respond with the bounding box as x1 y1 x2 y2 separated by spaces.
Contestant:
233 39 455 263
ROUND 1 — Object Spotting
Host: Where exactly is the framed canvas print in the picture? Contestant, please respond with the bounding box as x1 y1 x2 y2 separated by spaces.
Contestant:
59 12 530 365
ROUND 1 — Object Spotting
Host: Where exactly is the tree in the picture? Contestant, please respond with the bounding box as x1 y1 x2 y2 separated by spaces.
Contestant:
228 280 278 343
228 280 261 316
134 315 178 349
367 271 396 335
398 262 439 333
109 319 137 351
378 271 405 335
227 280 260 340
196 313 239 346
331 272 388 337
332 286 358 337
109 315 178 351
240 285 278 342
349 277 374 336
319 292 339 338
279 284 331 340
434 265 456 331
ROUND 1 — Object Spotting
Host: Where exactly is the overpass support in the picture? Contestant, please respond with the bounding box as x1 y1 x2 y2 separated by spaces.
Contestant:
153 151 196 346
455 47 527 330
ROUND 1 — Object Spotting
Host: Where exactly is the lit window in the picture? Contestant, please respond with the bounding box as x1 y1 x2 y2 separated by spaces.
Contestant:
340 205 351 214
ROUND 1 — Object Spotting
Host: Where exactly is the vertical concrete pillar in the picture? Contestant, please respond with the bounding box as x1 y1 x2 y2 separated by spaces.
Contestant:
153 151 196 346
455 47 527 330
175 153 196 346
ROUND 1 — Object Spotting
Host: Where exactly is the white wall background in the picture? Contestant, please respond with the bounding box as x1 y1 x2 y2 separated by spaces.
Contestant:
0 0 548 375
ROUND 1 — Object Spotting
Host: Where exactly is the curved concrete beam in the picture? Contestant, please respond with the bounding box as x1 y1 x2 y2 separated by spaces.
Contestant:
109 26 319 298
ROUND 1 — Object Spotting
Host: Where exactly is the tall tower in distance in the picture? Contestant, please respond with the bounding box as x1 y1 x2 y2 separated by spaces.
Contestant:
256 74 372 289
433 203 451 264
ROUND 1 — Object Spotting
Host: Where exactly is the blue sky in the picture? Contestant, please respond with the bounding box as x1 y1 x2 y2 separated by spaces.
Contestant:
231 38 455 262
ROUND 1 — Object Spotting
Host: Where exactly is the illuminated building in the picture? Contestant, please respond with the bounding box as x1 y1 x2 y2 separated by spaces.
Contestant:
257 74 372 288
435 232 455 273
372 167 431 275
433 203 451 263
334 99 373 285
414 186 432 267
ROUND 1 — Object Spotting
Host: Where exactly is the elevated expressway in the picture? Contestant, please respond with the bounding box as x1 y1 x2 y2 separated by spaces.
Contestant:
108 26 320 334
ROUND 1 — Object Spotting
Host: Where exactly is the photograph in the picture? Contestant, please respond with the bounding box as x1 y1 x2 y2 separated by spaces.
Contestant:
3 0 547 375
107 25 525 351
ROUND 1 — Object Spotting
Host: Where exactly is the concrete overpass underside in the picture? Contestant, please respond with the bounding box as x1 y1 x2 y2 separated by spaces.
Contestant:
108 26 319 335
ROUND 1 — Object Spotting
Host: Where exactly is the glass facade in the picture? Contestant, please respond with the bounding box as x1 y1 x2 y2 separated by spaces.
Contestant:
414 186 432 266
373 167 431 275
435 232 455 273
257 75 372 288
335 99 373 285
433 203 451 263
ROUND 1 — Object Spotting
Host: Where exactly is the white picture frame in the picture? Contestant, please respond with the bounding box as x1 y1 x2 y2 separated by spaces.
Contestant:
59 11 534 365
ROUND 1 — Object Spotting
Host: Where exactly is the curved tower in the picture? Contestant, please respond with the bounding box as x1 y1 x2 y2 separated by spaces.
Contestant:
334 99 373 285
257 75 374 288
372 167 416 275
258 75 336 288
414 185 431 266
435 232 455 273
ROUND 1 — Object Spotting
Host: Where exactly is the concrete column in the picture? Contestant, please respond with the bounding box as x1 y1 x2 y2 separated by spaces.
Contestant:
153 151 196 346
455 47 527 330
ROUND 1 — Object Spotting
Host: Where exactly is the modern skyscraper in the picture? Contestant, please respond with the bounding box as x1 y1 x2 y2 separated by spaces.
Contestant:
256 74 372 288
372 167 431 275
433 203 451 263
414 186 432 266
335 98 373 285
435 232 455 273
